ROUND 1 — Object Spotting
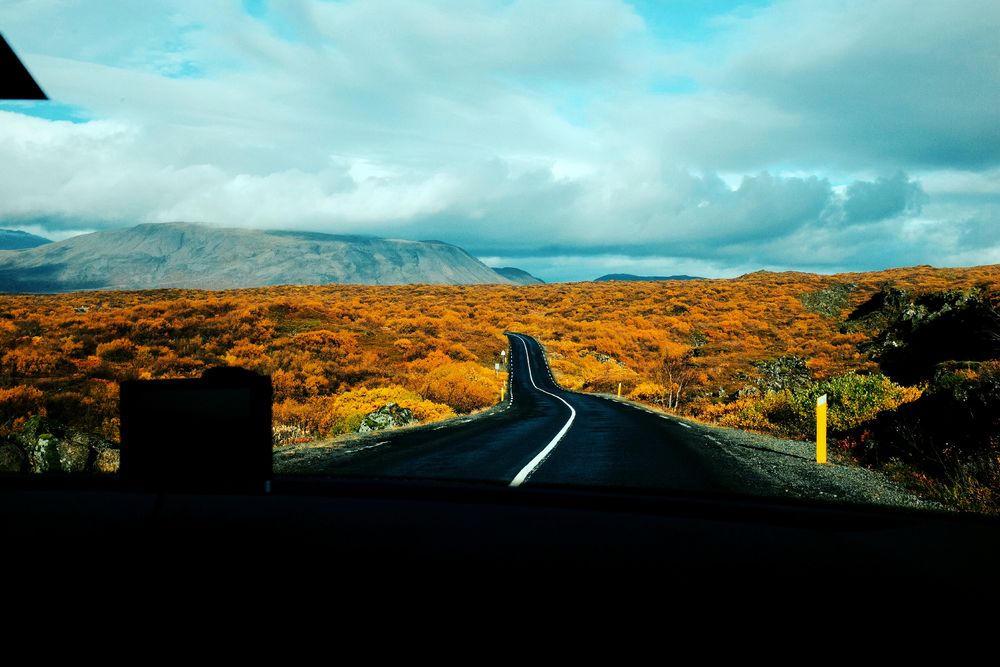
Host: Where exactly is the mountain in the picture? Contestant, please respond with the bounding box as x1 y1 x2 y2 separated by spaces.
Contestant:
0 222 514 292
491 267 544 284
594 273 703 282
0 229 51 250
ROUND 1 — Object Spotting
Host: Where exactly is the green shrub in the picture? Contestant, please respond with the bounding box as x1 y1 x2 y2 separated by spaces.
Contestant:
787 372 920 435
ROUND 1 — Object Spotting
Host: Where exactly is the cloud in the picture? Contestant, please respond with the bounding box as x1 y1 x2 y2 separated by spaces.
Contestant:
0 110 464 229
841 172 926 225
709 0 1000 170
0 1 998 280
0 105 986 276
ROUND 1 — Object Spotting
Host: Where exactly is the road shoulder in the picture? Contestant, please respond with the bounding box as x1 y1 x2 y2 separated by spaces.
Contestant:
590 393 943 512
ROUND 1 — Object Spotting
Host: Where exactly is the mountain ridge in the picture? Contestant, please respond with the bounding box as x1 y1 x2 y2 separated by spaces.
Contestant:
0 222 516 292
0 229 52 250
491 267 544 284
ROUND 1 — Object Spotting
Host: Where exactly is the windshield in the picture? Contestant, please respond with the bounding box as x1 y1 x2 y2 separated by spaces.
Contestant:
1 1 998 515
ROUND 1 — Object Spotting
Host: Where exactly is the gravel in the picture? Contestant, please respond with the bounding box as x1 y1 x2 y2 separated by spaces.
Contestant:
593 393 944 512
672 415 942 512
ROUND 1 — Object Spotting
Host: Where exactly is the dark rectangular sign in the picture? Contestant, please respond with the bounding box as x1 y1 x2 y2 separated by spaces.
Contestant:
119 368 272 493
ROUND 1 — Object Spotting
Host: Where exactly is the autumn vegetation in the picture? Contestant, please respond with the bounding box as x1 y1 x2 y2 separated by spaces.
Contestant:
1 264 998 512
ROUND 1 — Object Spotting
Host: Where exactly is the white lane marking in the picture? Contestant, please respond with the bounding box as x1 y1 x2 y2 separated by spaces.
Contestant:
706 435 720 444
678 422 691 429
508 333 576 487
348 440 390 453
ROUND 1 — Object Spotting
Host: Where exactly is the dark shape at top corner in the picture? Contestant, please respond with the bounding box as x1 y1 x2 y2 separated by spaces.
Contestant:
0 33 47 100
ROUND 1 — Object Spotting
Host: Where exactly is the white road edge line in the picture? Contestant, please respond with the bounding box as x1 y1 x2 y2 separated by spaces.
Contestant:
678 422 691 429
509 334 576 488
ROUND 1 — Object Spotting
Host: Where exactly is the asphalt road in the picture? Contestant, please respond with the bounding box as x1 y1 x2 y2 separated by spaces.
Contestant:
8 332 997 584
314 332 776 495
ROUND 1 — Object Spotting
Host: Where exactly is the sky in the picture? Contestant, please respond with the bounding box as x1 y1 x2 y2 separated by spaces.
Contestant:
1 0 998 282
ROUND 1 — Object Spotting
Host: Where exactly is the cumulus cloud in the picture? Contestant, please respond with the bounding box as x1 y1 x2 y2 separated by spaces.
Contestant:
841 172 926 225
0 0 998 281
709 0 1000 170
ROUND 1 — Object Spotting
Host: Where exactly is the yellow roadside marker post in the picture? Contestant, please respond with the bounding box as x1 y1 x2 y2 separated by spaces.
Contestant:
816 394 827 464
617 382 622 398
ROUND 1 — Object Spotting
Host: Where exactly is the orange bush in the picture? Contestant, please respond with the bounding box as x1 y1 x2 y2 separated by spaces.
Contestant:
0 385 46 435
0 264 997 445
95 338 139 363
273 385 456 437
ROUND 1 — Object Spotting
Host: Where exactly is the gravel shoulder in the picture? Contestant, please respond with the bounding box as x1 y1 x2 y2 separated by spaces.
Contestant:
594 393 944 512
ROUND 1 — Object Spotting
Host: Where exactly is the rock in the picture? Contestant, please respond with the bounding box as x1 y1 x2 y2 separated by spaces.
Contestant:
754 355 812 393
579 350 626 367
11 416 116 473
57 439 91 473
68 430 111 452
800 282 857 319
93 449 120 474
0 443 24 472
358 403 416 433
850 286 1000 384
27 435 61 473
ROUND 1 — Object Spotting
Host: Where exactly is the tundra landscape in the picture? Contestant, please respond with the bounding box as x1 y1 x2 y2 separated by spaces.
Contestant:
2 263 998 512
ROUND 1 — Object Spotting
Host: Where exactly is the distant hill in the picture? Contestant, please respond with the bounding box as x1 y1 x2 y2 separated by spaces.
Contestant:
491 267 544 284
0 222 515 292
0 229 51 250
594 273 703 282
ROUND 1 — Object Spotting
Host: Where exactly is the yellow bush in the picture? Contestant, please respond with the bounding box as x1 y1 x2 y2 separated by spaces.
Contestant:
629 382 667 402
416 361 498 413
273 385 456 438
718 408 776 432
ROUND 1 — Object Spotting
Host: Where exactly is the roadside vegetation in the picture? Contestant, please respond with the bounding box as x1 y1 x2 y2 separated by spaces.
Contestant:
1 264 998 513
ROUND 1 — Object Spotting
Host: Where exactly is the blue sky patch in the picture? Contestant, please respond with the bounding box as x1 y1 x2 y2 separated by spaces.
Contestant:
0 101 90 123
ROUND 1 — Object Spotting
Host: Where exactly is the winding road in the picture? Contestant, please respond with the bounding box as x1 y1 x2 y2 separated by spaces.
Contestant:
310 332 774 494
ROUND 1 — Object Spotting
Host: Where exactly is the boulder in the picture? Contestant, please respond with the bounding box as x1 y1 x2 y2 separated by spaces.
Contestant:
93 449 120 474
11 416 117 473
358 403 416 433
57 439 91 473
579 350 626 367
68 430 111 452
27 435 61 473
0 443 24 472
850 286 1000 385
